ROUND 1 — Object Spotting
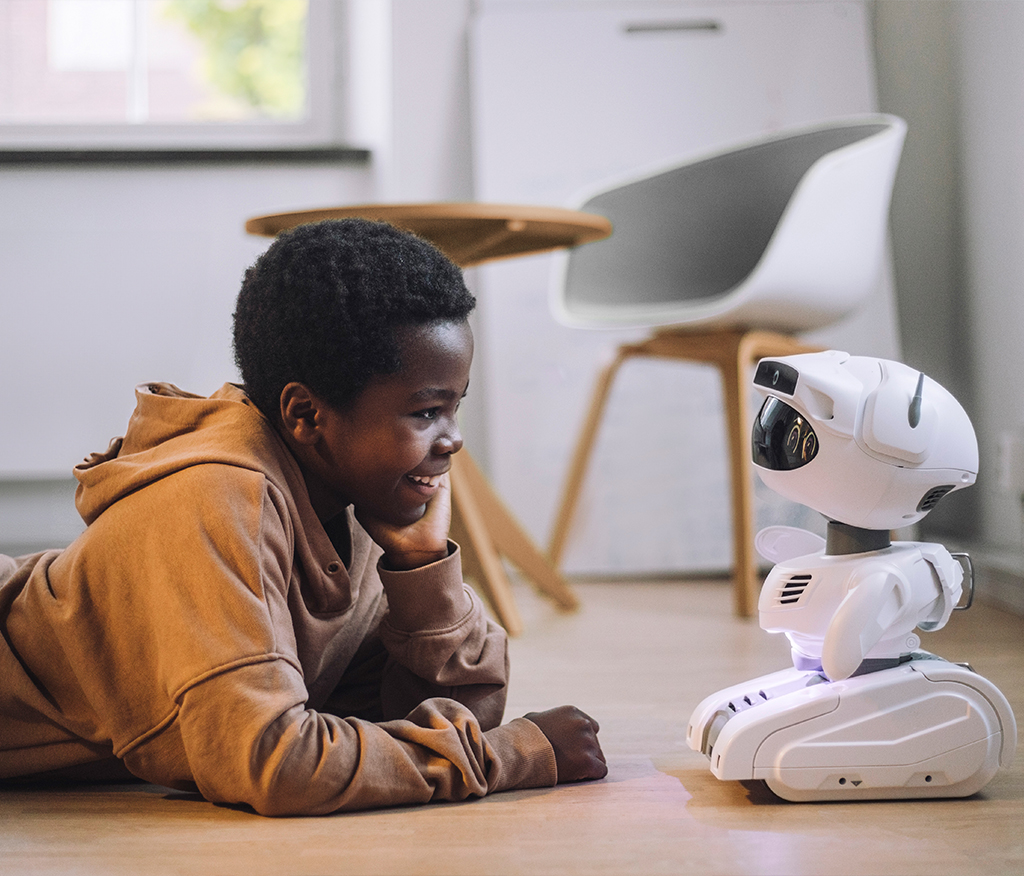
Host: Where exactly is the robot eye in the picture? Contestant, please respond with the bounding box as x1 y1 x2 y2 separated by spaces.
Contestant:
801 432 818 461
752 397 820 471
786 423 801 454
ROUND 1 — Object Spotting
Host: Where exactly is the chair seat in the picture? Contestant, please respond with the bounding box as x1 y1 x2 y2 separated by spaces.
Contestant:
552 115 906 332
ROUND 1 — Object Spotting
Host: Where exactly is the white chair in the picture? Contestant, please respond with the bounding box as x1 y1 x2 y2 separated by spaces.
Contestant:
546 115 907 616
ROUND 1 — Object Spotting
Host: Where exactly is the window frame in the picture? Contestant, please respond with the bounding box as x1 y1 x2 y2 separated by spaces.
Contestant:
0 0 353 153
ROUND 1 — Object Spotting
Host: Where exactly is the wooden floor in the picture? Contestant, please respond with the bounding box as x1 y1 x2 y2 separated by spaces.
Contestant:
1 577 1021 876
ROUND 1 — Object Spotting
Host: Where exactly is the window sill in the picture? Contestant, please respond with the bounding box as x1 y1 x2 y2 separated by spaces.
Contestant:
0 146 370 166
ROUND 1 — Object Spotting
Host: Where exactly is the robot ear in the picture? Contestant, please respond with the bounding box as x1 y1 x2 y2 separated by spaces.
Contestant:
822 570 902 680
860 366 937 464
755 526 826 564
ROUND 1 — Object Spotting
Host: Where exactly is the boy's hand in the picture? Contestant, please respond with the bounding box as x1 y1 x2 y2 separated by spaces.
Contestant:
525 706 608 783
356 473 452 571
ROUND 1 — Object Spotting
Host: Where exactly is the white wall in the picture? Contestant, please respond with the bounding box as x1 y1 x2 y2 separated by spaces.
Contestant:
0 163 374 477
0 161 376 551
874 0 1024 570
949 1 1024 552
872 0 974 539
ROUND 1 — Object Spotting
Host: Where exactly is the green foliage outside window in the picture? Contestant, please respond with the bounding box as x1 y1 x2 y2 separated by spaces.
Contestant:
163 0 308 119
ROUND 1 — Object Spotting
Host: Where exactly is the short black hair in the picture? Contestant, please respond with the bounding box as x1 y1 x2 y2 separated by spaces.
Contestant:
232 218 475 417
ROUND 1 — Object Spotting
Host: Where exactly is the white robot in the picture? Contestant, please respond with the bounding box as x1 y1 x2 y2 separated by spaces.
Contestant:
687 350 1016 801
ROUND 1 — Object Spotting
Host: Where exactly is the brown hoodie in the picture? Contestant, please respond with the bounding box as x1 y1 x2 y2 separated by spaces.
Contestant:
0 383 556 815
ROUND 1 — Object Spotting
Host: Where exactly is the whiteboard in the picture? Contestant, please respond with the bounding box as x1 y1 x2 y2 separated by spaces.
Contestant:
469 0 900 575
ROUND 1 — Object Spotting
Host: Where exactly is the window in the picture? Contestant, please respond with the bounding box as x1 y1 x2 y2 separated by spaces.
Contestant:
0 0 346 149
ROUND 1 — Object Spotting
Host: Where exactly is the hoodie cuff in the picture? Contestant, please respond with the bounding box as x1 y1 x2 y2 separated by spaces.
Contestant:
485 717 559 793
376 540 472 633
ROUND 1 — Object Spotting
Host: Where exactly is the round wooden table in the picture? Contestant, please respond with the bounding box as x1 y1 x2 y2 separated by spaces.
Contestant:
245 202 612 268
245 202 613 634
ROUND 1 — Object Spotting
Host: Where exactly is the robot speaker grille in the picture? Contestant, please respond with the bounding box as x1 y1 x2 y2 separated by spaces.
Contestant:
917 485 955 513
775 573 813 606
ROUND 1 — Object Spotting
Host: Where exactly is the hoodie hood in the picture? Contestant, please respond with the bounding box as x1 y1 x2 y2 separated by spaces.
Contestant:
74 383 296 526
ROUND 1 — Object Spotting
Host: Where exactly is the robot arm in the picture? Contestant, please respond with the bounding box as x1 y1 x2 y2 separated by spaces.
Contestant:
916 544 964 630
755 526 827 564
821 568 904 681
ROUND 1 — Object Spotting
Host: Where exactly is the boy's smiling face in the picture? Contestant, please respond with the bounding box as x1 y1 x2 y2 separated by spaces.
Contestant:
283 319 473 527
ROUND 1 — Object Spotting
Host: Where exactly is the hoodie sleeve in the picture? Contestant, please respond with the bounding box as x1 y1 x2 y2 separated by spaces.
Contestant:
168 660 557 816
372 546 510 730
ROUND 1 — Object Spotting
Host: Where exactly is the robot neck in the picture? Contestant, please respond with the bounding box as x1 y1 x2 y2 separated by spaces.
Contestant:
825 521 892 555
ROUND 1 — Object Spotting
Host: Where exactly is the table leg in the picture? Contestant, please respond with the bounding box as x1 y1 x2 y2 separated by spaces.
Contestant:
450 451 579 635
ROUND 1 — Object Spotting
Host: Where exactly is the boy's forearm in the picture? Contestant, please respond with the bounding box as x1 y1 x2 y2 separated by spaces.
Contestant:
376 544 509 729
169 665 553 816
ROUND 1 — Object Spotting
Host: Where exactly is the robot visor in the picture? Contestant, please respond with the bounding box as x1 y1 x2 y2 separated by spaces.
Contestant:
753 396 819 471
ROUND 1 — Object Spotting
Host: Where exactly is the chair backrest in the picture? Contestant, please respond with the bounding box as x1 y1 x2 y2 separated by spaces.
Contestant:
551 115 907 332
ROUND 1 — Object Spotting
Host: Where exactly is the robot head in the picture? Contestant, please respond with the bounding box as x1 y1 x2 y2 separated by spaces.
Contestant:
751 350 978 530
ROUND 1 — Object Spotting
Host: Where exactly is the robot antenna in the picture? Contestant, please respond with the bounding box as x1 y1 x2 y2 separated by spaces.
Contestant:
908 372 924 428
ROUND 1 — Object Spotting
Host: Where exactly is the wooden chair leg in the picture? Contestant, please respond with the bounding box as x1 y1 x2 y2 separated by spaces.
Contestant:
627 330 761 615
732 331 824 615
548 347 633 567
717 343 759 617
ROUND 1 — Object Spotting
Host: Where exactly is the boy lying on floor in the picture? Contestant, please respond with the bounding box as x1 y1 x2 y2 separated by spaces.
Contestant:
0 219 606 816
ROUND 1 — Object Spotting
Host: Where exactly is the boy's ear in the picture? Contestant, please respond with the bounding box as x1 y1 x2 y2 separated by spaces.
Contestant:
278 382 323 445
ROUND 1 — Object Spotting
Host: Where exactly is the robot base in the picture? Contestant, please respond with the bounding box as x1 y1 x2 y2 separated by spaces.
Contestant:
686 654 1016 802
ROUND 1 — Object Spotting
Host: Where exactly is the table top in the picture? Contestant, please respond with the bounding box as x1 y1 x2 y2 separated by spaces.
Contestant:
244 202 612 267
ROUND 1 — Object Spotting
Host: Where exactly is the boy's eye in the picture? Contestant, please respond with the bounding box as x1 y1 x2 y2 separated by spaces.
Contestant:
411 394 464 420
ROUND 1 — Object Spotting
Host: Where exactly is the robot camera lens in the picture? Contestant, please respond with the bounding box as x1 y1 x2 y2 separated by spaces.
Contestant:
754 361 799 395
